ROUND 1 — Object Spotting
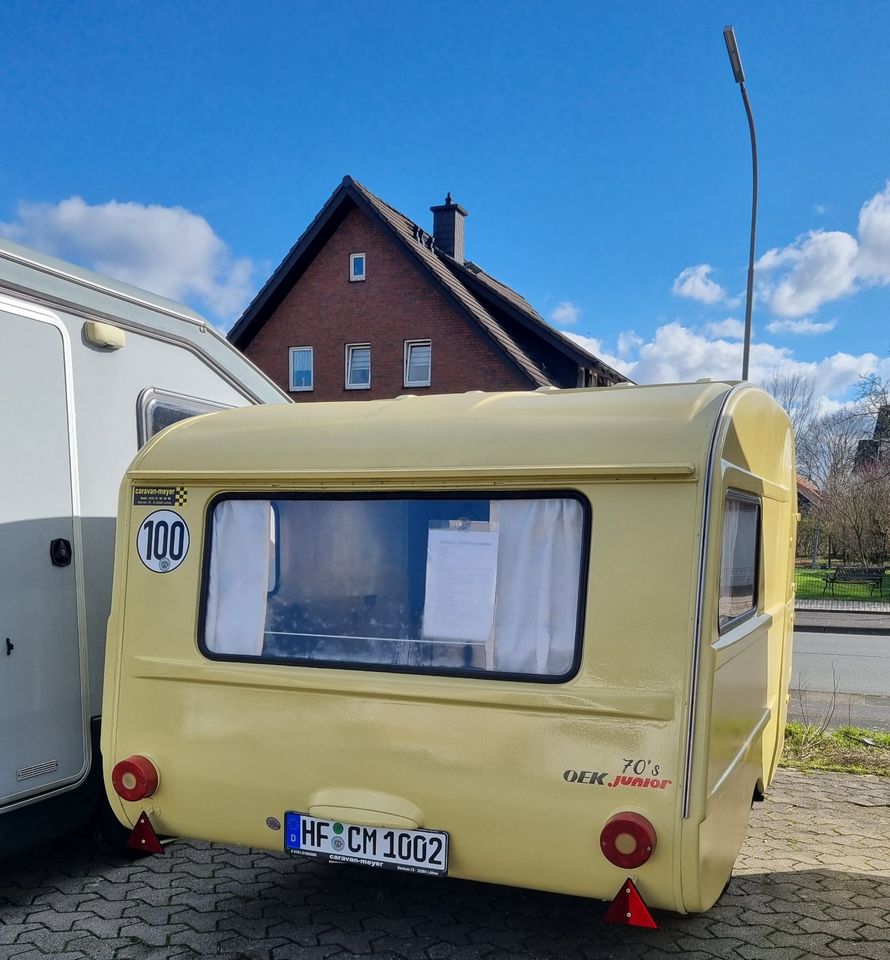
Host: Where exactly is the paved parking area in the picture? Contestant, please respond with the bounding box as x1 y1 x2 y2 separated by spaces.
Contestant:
1 769 888 960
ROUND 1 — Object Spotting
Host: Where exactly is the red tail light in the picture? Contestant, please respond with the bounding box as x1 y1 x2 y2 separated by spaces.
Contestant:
111 755 159 802
600 812 657 869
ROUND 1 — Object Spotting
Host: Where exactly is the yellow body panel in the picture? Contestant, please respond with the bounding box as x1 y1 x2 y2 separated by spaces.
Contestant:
102 383 796 914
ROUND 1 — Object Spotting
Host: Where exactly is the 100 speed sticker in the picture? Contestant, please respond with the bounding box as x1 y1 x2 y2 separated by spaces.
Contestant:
136 510 189 573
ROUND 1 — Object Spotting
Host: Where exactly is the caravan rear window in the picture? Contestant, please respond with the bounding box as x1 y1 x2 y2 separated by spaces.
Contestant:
718 493 761 631
137 388 231 447
200 493 588 681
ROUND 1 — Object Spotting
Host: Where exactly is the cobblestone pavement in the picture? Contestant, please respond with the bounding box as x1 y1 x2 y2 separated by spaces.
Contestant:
1 769 888 960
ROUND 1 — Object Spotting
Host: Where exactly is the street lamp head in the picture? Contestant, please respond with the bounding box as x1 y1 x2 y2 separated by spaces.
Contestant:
723 25 746 85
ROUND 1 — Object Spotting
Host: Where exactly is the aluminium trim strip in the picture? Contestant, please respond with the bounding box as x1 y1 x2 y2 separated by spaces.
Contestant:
0 246 201 325
127 463 697 482
681 384 739 819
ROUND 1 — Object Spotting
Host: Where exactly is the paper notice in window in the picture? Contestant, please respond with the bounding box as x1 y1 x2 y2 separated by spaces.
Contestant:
422 529 499 643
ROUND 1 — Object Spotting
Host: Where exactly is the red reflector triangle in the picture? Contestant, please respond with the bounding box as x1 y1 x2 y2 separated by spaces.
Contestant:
603 877 658 929
127 811 165 855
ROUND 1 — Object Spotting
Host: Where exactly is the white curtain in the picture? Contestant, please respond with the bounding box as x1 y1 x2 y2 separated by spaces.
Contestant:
489 499 583 674
719 497 757 624
720 500 742 603
205 500 271 656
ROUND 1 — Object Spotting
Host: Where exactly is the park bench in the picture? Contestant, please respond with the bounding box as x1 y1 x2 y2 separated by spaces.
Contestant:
821 566 887 596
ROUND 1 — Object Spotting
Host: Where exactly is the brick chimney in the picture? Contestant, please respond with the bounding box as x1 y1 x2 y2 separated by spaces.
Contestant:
430 193 469 262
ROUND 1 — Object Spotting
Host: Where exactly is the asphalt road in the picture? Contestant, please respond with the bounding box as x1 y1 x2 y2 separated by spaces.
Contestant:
789 630 890 730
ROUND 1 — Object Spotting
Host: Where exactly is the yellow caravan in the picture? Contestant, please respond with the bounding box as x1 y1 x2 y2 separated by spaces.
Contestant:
102 381 796 915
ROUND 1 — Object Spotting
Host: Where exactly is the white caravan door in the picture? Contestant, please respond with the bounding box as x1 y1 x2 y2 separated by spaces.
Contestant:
0 305 87 806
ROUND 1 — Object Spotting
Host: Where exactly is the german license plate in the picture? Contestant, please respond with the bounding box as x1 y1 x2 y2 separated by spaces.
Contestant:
284 812 448 876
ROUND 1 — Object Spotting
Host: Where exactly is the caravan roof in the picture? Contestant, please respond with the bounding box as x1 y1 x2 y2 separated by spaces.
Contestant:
132 380 751 479
0 237 284 406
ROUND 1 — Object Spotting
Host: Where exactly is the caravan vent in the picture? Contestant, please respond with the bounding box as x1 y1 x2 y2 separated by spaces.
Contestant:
16 760 58 781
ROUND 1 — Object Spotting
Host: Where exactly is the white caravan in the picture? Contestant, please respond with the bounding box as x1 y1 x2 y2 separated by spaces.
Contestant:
0 237 288 857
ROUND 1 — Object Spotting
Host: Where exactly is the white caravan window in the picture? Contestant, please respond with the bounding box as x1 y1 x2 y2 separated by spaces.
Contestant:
201 493 589 681
718 492 761 631
137 388 232 447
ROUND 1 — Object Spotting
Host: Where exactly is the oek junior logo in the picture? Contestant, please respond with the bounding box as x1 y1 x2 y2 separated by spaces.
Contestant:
563 769 673 790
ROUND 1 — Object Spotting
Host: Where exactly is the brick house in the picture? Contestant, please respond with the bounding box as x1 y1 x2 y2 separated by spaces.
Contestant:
228 176 629 400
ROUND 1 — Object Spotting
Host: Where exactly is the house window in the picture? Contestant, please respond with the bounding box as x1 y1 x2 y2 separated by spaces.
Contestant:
718 492 761 631
345 343 371 389
404 340 432 387
200 493 588 681
289 347 313 392
349 253 366 282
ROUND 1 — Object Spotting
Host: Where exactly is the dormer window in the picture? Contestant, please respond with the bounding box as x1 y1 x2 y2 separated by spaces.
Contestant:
349 253 366 282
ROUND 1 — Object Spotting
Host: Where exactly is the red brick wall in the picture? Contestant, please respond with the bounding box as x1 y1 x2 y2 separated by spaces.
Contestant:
243 207 531 401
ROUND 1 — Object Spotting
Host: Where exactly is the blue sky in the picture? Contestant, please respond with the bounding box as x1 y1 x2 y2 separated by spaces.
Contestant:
2 0 888 408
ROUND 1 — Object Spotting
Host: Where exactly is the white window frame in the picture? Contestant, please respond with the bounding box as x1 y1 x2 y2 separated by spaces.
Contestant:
349 252 366 282
345 343 371 390
288 346 314 392
403 339 432 388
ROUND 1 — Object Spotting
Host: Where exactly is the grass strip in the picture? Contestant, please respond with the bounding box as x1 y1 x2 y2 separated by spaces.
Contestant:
794 567 888 602
781 722 890 776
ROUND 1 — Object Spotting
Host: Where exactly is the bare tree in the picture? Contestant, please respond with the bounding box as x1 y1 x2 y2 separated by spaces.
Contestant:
855 373 889 418
822 464 890 563
803 410 865 489
760 370 818 440
762 370 889 564
760 370 820 473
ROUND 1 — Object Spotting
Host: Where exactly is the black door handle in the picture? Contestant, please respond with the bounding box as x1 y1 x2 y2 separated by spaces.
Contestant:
50 538 72 566
5 638 12 656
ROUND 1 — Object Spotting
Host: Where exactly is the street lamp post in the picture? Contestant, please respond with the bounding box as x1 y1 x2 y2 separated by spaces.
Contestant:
723 25 758 381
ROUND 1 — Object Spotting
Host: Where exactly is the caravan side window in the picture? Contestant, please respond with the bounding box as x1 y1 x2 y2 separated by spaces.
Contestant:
200 493 589 681
718 492 761 631
137 388 232 447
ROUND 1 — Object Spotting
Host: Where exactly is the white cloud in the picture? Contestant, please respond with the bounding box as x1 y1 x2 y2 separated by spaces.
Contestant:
574 321 887 410
656 323 880 397
617 331 643 357
765 317 837 336
564 333 633 376
856 183 890 281
671 264 731 305
550 300 581 326
757 230 858 317
0 197 255 324
817 396 856 417
756 181 890 318
813 204 827 215
705 318 745 339
631 322 762 383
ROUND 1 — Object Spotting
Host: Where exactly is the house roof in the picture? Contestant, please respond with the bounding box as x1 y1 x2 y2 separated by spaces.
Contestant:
228 176 629 388
796 474 823 507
